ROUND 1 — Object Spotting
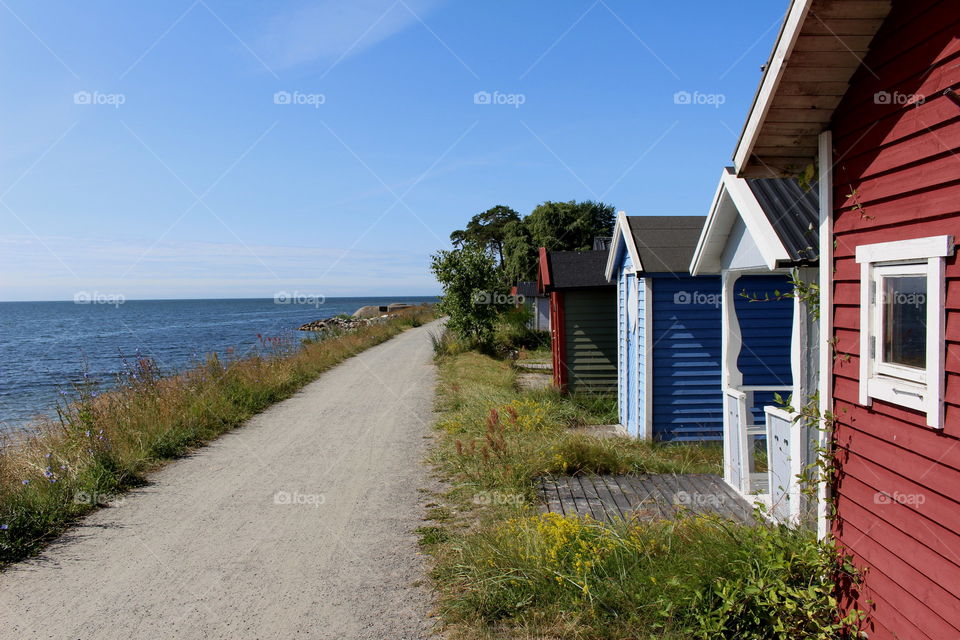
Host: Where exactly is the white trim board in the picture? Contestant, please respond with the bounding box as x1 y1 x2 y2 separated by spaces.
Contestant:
733 0 813 174
690 168 791 275
605 211 643 282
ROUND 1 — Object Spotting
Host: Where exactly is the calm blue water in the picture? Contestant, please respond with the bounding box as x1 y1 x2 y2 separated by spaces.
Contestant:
0 297 436 431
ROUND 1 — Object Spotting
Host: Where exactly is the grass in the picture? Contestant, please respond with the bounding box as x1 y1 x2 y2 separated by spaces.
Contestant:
0 305 434 566
432 351 721 506
424 344 861 640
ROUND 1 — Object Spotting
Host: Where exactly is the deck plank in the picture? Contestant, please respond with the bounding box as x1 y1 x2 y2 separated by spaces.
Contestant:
537 473 756 525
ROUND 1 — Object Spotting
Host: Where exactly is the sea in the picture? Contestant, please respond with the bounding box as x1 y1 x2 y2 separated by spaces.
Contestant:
0 297 437 432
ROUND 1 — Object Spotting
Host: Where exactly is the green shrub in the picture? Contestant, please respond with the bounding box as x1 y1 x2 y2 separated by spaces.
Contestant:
435 512 861 640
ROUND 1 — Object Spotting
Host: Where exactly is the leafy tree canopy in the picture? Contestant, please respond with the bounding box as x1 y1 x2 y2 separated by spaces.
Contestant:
449 205 521 264
525 200 615 252
430 245 508 345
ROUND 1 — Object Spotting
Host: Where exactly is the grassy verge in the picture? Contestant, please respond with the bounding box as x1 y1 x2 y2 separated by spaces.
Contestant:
0 306 434 565
424 347 860 640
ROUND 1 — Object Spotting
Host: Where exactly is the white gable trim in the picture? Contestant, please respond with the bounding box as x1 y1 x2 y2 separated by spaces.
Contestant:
690 169 791 275
733 0 812 174
604 211 643 281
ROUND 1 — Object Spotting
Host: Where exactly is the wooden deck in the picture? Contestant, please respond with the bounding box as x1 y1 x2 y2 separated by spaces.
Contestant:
538 473 756 525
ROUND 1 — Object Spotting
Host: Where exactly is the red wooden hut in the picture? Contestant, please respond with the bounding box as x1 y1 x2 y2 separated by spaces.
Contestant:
537 246 617 394
732 1 960 637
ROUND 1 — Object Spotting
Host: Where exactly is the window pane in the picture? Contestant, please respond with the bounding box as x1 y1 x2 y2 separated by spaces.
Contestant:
882 275 926 369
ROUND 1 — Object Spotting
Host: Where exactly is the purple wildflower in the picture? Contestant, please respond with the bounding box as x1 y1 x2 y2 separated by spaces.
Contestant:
22 479 30 485
0 524 8 531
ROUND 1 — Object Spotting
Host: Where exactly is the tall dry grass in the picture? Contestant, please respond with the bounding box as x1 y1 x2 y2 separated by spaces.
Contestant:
0 306 434 564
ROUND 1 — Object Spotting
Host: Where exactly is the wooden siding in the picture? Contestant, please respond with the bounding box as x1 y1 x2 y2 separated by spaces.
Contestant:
562 289 617 394
618 269 628 426
734 275 794 422
649 275 724 441
830 3 960 638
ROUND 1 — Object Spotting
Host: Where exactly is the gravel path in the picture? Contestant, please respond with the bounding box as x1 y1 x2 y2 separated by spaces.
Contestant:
0 321 442 639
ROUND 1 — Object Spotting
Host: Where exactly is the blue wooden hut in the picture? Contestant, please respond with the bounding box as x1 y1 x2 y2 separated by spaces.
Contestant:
689 167 819 523
604 214 724 442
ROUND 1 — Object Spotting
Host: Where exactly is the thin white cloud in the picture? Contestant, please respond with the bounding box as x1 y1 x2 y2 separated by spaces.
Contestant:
256 0 444 70
0 234 437 300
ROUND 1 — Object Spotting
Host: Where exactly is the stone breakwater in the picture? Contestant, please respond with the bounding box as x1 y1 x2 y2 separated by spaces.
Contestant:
297 303 417 332
297 316 388 332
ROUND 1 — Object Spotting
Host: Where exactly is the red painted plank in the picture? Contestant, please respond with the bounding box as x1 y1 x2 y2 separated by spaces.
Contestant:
840 522 960 639
946 311 960 342
834 26 960 131
835 153 960 209
838 117 960 185
835 445 960 538
833 304 859 331
834 407 960 472
835 99 960 168
834 327 859 355
836 476 960 569
832 219 960 258
834 256 859 281
835 49 960 137
836 539 950 640
834 181 960 234
835 496 960 631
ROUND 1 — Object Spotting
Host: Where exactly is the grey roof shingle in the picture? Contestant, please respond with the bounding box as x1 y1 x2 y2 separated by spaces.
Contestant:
546 250 612 289
624 216 707 273
746 178 819 264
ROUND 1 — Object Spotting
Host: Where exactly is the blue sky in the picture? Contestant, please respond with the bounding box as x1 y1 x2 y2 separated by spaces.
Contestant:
0 0 786 301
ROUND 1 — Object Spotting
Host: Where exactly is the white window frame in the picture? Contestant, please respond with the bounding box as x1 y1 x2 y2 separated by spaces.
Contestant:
856 235 953 428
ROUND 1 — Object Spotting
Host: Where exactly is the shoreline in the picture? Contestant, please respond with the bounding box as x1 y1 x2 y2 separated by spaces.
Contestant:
0 305 435 565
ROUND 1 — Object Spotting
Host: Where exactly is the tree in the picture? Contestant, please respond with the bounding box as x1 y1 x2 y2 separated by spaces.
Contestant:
448 205 521 264
525 200 615 252
430 245 509 345
501 220 538 283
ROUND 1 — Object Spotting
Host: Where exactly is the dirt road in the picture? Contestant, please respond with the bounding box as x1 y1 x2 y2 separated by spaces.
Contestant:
0 321 441 639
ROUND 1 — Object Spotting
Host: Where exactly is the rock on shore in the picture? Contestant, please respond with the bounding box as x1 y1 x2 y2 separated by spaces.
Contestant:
297 302 415 332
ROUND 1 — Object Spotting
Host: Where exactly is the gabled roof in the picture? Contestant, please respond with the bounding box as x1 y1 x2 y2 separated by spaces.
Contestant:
541 250 612 291
734 0 891 177
604 213 707 280
690 167 819 275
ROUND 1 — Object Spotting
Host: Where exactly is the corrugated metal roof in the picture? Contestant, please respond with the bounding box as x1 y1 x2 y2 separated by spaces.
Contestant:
746 178 819 264
546 250 612 289
625 216 707 273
